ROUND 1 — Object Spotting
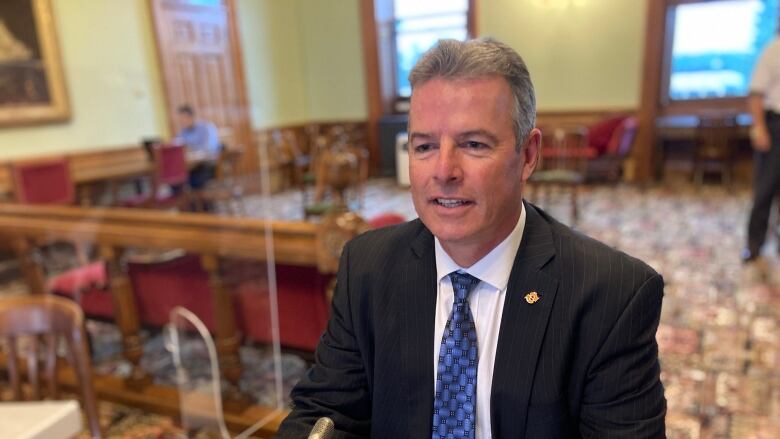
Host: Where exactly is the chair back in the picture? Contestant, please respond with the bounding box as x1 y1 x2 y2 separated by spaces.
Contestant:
11 158 75 205
539 125 593 174
155 145 188 186
215 146 242 180
0 295 102 438
315 210 369 274
696 115 738 160
606 116 638 158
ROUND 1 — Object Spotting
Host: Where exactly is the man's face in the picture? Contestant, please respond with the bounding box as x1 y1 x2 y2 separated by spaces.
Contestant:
408 76 539 264
178 112 194 129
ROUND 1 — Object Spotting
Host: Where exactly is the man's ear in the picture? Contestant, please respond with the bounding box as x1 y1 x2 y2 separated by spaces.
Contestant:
520 128 542 182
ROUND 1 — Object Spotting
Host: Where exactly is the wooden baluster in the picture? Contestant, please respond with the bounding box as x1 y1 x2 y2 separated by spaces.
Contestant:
200 254 249 411
101 245 150 389
11 237 46 295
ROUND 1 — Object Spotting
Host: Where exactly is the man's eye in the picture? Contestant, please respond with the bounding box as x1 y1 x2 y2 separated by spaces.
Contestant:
413 144 433 153
463 141 487 149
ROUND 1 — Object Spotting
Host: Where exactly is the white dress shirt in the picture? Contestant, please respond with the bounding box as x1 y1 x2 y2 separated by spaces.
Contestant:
751 36 780 112
433 207 527 439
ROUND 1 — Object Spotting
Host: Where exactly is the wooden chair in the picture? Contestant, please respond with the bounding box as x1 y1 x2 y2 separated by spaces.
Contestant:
192 146 248 215
693 115 738 186
0 295 102 438
11 158 99 297
329 124 370 208
270 129 311 190
585 116 638 182
528 126 595 223
315 208 370 302
123 144 192 209
214 146 243 181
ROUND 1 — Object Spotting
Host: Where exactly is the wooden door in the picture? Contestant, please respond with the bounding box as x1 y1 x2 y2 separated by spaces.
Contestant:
151 0 256 171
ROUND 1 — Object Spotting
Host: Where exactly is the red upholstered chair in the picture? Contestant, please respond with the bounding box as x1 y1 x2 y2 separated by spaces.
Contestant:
528 125 595 223
126 252 216 330
234 264 331 351
368 212 406 229
123 144 191 209
156 144 189 185
11 157 75 205
11 158 110 316
123 252 331 351
49 261 113 320
585 116 638 182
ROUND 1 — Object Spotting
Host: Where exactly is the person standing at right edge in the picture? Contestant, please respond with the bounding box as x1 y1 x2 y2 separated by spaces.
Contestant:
744 34 780 267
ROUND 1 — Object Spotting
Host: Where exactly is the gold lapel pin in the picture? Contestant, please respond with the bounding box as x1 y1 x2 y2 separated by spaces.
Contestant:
524 291 540 304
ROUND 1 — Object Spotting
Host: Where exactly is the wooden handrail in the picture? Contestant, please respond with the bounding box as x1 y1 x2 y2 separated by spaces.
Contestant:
0 203 317 265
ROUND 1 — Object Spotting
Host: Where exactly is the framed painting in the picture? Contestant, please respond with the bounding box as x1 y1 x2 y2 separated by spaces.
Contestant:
0 0 70 126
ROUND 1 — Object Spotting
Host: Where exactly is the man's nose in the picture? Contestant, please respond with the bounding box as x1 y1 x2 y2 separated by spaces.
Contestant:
433 142 462 183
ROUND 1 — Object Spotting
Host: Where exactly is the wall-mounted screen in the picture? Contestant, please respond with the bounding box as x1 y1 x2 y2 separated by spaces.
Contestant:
666 0 778 101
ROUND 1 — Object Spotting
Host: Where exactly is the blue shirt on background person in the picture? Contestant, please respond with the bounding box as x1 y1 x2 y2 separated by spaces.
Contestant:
176 120 220 155
173 104 219 192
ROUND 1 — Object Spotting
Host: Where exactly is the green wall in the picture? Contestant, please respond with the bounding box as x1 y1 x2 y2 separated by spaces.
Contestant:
238 0 367 126
479 0 647 111
237 0 308 128
298 0 367 121
0 0 168 160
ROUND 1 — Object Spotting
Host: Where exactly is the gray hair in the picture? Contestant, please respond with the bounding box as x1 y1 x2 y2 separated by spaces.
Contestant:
409 38 536 149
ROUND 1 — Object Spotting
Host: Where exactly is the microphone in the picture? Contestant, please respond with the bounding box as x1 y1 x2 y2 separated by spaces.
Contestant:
308 417 334 439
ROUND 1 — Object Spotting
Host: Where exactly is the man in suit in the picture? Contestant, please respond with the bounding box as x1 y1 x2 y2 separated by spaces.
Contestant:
276 38 665 438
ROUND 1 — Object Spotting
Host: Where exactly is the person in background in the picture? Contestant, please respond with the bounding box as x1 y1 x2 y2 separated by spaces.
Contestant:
744 35 780 265
275 38 665 438
174 104 219 189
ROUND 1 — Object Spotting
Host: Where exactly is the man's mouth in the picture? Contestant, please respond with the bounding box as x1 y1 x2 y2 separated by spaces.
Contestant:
433 198 473 208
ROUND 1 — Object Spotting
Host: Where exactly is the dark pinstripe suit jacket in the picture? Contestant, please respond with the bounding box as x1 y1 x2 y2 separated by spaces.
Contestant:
276 202 666 438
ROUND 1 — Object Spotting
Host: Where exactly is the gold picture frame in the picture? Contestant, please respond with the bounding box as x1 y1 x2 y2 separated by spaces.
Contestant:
0 0 70 126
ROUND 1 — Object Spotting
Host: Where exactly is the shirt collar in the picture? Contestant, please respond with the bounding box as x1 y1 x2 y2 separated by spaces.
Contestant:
434 204 527 291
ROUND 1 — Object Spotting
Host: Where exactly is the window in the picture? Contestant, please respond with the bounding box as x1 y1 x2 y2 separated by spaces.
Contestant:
665 0 779 101
393 0 470 98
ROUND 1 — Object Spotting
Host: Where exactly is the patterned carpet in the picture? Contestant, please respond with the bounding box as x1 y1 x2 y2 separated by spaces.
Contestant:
2 179 778 438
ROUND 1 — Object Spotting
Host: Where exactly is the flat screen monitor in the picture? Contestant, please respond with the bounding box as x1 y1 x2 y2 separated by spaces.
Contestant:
665 0 778 101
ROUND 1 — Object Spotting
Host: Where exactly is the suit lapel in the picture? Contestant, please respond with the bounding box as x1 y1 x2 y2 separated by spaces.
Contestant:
400 224 437 437
490 202 559 437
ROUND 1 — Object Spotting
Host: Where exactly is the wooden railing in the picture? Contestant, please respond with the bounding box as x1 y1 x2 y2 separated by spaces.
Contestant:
0 146 149 200
0 120 370 201
0 203 320 434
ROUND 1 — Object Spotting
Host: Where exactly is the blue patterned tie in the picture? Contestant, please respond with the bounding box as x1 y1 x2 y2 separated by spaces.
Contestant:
432 272 480 439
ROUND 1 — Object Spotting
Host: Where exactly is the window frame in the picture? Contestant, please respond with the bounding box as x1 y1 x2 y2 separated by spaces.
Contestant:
392 5 472 100
369 0 476 115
